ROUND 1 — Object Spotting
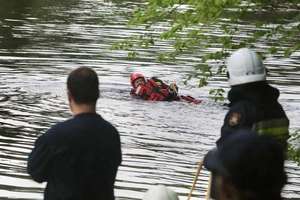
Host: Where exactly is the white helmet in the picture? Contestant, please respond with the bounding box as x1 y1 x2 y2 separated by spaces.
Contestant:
143 185 179 200
226 48 266 86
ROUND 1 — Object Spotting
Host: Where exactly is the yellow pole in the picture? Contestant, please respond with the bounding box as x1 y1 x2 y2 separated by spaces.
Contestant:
205 173 212 200
187 160 203 200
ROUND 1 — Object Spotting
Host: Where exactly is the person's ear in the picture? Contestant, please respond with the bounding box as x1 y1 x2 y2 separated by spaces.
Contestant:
67 90 73 103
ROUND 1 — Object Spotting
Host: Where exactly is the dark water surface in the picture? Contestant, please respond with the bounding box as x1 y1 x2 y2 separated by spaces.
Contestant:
0 0 300 199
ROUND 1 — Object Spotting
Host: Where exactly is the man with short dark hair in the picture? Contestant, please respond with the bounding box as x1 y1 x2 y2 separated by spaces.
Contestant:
67 66 100 104
204 130 287 200
28 67 122 200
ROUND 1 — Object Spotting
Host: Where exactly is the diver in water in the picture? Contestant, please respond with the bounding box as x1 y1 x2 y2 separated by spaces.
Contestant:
130 72 202 104
130 72 179 101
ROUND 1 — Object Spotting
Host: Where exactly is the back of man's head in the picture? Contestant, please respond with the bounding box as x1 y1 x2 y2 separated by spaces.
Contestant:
204 130 287 200
67 67 99 104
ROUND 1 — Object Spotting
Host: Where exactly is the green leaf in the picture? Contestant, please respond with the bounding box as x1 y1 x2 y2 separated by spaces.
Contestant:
269 47 278 54
209 88 225 102
128 51 138 59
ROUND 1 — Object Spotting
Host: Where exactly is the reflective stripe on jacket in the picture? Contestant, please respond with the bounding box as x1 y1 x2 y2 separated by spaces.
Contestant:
218 81 290 148
253 118 290 146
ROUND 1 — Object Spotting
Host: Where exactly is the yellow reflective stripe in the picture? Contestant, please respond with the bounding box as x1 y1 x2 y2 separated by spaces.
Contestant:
256 127 288 134
254 118 289 129
256 127 289 137
253 118 289 139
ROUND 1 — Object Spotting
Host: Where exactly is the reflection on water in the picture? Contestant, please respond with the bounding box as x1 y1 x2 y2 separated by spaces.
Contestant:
0 0 300 199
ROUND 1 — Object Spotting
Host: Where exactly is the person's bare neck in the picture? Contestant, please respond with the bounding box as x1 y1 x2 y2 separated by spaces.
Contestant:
71 102 96 116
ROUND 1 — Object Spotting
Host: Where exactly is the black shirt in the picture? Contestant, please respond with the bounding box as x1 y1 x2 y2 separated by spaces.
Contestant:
27 113 122 200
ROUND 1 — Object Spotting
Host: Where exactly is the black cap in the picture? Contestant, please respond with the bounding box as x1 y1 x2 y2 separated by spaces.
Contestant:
204 130 286 194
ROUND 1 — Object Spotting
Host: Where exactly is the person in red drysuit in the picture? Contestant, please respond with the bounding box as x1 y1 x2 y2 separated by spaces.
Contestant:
130 72 179 101
130 72 202 104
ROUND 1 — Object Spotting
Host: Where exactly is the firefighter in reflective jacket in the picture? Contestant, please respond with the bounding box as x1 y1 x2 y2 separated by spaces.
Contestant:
217 48 290 149
130 72 180 101
206 48 290 200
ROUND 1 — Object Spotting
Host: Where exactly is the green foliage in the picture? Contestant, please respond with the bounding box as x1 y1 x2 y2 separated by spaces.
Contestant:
112 0 300 99
288 129 300 166
128 51 138 59
209 88 225 102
